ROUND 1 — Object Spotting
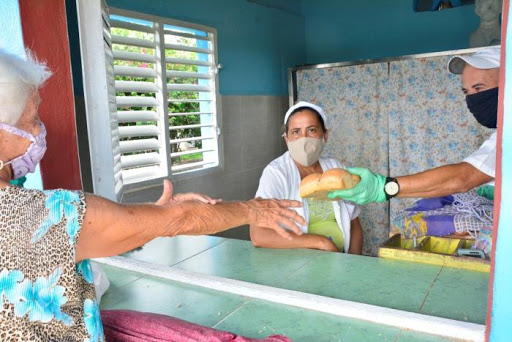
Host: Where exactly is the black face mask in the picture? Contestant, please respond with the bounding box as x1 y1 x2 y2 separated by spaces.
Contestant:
465 87 498 129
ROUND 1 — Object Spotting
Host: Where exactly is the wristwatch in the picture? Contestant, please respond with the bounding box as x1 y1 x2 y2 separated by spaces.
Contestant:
384 177 400 200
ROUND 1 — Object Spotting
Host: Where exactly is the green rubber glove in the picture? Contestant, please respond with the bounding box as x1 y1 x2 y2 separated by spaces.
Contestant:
327 167 387 205
477 185 494 200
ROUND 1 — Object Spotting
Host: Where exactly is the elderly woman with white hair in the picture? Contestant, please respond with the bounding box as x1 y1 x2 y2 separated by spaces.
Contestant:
0 50 305 341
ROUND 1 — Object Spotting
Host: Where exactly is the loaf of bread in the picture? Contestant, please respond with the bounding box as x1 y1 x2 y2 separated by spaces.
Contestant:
299 168 360 200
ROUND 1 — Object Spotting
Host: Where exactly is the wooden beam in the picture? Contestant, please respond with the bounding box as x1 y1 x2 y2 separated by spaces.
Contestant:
18 0 82 190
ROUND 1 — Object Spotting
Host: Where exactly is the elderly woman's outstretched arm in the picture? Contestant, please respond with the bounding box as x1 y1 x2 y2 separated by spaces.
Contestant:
75 181 305 262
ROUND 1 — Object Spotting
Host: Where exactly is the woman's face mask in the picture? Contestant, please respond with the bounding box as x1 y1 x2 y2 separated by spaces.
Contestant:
0 122 47 179
466 87 498 129
287 136 325 167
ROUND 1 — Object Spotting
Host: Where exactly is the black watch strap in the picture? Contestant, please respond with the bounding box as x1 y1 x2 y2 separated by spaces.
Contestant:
384 177 400 200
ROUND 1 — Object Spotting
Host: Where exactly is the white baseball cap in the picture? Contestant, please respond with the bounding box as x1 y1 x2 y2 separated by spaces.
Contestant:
284 101 328 128
448 46 501 74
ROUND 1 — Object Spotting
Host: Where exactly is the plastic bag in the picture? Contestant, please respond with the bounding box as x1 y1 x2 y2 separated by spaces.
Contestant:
91 263 110 303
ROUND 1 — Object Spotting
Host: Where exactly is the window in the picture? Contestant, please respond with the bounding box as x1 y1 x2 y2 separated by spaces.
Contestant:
76 1 221 201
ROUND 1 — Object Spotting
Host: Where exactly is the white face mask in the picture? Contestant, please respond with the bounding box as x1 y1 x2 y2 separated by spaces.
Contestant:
287 137 325 166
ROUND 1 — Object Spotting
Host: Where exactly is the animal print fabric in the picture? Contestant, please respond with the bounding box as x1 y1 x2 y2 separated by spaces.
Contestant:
0 186 103 341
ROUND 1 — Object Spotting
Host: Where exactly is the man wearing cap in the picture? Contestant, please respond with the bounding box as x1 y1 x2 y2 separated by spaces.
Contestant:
328 45 500 204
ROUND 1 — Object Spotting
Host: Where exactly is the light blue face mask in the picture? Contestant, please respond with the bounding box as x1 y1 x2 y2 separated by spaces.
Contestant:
0 122 47 179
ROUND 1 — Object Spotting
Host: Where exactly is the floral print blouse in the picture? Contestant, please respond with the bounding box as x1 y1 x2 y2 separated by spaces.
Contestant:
0 186 104 341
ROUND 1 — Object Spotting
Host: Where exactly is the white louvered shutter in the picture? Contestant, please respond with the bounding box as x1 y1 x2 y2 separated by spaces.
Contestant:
109 14 170 184
163 24 220 173
76 0 125 202
109 9 220 182
79 3 221 194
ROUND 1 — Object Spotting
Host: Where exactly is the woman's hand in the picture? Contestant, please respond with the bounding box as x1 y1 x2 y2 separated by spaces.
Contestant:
316 236 340 252
244 198 306 239
77 185 306 261
173 193 221 204
155 179 221 205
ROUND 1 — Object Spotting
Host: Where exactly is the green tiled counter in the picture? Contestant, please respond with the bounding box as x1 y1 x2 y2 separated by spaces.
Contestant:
100 265 250 327
99 265 457 342
98 236 489 341
172 238 324 286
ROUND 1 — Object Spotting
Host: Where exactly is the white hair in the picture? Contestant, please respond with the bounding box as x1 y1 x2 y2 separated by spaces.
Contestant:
0 49 51 125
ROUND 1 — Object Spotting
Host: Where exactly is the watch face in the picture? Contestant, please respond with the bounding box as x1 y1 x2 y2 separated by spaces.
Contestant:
385 181 400 196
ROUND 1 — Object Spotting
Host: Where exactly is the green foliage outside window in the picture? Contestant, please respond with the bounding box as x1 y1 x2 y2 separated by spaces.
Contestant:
112 27 207 165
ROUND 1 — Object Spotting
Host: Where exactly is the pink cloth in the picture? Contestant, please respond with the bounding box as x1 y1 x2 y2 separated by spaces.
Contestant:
101 310 292 342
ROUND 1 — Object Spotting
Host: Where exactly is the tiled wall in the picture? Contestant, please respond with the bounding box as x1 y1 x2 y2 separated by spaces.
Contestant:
122 95 289 240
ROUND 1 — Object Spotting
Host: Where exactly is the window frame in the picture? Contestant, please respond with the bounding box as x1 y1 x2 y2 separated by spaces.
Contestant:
78 1 225 202
111 7 224 192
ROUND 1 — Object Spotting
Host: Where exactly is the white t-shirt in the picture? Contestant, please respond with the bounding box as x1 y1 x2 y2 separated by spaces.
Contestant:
463 132 496 186
255 152 361 253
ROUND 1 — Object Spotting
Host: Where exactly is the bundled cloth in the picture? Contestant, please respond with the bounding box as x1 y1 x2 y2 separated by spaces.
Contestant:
101 310 292 342
391 191 493 239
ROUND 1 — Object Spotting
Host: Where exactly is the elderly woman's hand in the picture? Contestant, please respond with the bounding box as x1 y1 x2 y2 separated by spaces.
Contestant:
244 198 305 239
155 179 221 205
77 184 306 261
173 193 221 204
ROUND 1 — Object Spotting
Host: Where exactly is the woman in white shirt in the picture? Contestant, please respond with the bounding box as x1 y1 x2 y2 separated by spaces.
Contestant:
251 101 363 254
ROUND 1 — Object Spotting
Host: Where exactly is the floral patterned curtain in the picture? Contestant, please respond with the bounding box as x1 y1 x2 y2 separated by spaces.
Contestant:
296 64 390 256
296 53 493 256
387 56 494 230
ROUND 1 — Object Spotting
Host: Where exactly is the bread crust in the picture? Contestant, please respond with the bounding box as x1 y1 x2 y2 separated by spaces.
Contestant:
299 168 360 200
